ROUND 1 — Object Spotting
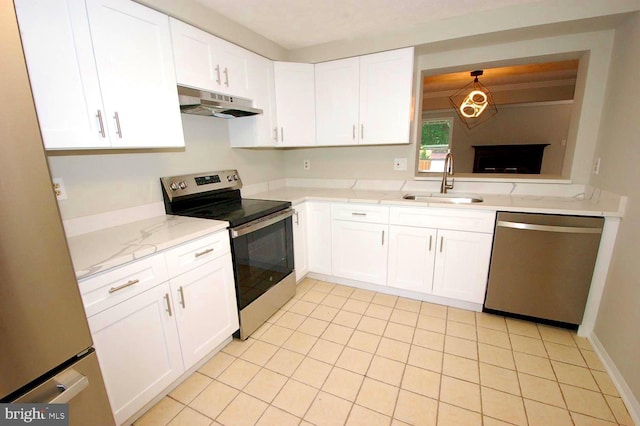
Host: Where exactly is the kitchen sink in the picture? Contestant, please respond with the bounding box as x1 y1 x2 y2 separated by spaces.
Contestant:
402 193 483 204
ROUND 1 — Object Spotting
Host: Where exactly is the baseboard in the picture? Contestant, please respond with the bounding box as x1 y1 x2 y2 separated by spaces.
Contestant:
590 332 640 426
306 272 483 312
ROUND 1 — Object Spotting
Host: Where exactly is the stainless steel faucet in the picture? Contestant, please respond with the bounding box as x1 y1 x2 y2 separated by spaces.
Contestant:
440 152 454 193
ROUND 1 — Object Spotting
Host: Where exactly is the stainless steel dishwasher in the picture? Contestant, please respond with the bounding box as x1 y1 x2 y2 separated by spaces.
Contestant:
484 212 604 326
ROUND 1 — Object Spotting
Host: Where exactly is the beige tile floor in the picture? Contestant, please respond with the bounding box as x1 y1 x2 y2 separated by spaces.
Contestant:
133 278 634 426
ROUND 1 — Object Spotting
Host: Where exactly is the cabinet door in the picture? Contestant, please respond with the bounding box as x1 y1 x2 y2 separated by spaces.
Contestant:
171 255 238 370
229 53 278 147
315 57 360 145
293 203 308 281
88 283 183 425
306 202 332 275
387 225 437 293
170 18 218 92
432 230 493 303
359 47 414 145
86 0 184 148
15 0 110 149
274 62 316 146
211 37 250 98
332 221 388 285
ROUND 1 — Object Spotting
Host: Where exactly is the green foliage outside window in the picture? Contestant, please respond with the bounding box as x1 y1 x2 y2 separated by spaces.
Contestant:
420 119 452 162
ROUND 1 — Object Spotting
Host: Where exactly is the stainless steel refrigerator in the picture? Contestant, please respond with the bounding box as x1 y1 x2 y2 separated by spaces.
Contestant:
0 2 114 424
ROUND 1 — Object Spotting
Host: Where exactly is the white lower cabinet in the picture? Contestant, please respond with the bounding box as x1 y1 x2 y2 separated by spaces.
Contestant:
332 220 388 285
330 203 390 286
81 231 238 425
306 202 332 275
387 225 437 293
88 282 183 425
292 203 309 281
387 207 495 304
300 202 495 305
170 254 237 370
431 229 493 303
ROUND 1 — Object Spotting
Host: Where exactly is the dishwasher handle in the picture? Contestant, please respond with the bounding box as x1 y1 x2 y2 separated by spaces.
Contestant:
496 220 603 234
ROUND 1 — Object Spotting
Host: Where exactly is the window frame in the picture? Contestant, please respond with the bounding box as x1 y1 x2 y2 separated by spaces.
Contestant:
415 117 454 175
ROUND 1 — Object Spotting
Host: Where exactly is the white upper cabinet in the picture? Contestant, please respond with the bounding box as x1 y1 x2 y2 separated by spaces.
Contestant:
359 47 414 145
170 18 249 98
315 57 360 145
16 0 184 150
274 62 316 147
86 0 184 148
229 53 278 147
315 47 414 146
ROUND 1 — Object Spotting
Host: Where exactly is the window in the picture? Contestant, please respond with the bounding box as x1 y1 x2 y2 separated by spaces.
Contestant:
417 118 453 173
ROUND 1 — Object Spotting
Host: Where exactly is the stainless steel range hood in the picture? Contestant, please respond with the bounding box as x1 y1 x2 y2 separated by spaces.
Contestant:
178 85 263 118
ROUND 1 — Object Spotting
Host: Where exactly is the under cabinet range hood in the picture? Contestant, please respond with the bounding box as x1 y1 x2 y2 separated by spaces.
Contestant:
177 85 263 118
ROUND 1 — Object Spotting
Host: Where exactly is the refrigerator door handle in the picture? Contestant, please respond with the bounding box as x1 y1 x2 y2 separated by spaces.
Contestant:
50 369 89 404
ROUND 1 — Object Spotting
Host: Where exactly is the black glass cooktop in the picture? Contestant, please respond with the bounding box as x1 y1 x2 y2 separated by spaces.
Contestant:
175 198 291 227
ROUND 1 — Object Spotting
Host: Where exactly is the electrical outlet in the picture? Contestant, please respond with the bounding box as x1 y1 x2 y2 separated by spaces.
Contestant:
394 158 407 171
52 178 67 200
592 157 601 175
303 160 311 170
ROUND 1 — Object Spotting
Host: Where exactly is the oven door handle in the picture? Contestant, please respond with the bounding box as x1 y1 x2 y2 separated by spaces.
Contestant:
230 207 294 238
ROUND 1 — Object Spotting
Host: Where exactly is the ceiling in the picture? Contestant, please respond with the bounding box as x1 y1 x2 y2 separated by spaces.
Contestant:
422 60 580 110
194 0 542 50
423 60 580 93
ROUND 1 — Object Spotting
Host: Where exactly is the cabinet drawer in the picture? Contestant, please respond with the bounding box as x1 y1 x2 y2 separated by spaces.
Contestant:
390 207 496 233
164 231 230 278
79 254 168 317
332 203 389 224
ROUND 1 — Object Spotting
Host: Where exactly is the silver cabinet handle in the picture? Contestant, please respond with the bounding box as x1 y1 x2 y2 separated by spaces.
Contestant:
353 124 356 140
381 230 385 245
113 112 122 138
294 211 299 225
178 286 186 308
429 235 432 251
96 110 105 137
108 279 139 294
361 124 364 140
223 67 229 86
50 369 89 404
440 236 444 253
281 127 284 142
164 293 173 317
195 248 214 258
215 65 221 84
351 212 367 216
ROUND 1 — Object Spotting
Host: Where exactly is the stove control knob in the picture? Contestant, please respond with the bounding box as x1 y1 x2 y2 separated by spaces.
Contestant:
178 181 187 189
227 175 233 182
170 182 179 191
233 174 239 181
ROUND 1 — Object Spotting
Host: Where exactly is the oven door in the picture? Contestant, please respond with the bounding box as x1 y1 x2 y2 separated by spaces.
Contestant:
229 208 295 311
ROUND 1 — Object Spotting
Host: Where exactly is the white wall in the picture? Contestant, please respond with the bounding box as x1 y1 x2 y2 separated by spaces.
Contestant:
47 115 285 219
591 11 640 409
438 103 572 175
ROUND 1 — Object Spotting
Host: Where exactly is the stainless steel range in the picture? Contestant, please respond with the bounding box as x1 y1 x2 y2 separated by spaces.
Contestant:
161 170 295 339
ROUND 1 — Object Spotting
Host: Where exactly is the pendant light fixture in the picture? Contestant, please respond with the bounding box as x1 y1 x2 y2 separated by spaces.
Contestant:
449 70 498 129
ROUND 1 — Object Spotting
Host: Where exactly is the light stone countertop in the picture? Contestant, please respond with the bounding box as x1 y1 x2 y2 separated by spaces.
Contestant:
67 215 228 280
246 187 624 217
